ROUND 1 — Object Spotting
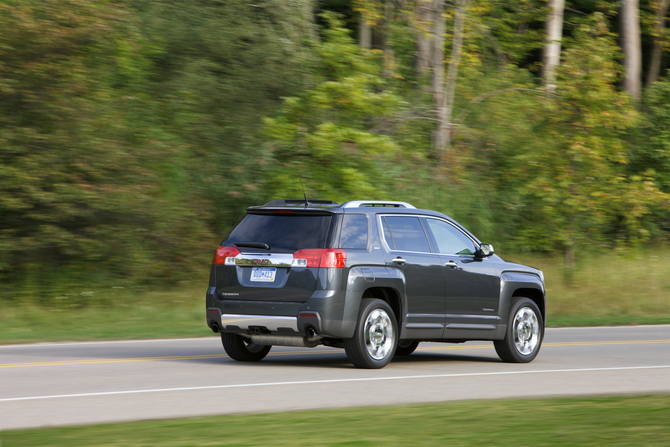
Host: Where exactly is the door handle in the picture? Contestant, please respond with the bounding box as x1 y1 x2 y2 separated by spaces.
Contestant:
445 261 458 269
392 257 406 265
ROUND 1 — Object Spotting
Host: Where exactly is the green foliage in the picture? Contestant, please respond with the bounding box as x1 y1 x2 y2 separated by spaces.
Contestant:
469 0 547 68
264 13 403 202
489 14 668 252
0 0 212 287
130 0 316 233
3 0 670 296
633 77 670 192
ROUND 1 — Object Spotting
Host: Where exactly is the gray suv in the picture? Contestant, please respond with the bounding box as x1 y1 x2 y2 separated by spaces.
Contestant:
206 199 546 369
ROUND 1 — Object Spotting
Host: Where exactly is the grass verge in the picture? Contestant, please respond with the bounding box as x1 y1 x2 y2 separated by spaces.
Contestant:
505 250 670 326
1 250 669 345
2 396 670 446
0 281 212 344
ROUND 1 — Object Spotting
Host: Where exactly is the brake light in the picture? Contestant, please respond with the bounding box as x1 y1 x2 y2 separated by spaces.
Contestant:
293 249 346 268
212 246 240 265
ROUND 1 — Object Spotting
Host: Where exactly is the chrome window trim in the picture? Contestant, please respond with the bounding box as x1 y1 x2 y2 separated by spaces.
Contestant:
423 216 480 256
377 214 438 256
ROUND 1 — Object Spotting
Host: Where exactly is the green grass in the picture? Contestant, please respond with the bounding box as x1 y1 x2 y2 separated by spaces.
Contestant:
504 250 670 327
3 396 670 446
1 250 669 345
0 280 213 344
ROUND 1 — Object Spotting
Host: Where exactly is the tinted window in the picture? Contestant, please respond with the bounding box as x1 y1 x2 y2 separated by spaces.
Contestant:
425 218 477 256
383 216 431 253
224 214 332 253
339 214 368 249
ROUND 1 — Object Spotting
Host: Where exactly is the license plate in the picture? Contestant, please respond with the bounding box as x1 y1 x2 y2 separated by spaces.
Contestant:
250 267 276 282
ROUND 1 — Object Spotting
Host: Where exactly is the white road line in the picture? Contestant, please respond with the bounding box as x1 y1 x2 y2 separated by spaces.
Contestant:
548 324 670 330
0 337 220 349
2 365 669 403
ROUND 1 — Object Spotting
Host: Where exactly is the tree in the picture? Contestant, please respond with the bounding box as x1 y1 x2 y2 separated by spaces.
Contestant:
646 0 670 86
542 0 565 92
0 0 212 284
505 14 664 267
440 0 468 150
264 13 403 201
620 0 643 99
131 0 315 233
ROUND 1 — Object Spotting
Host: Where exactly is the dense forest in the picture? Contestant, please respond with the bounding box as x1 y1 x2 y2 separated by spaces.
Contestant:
2 0 670 290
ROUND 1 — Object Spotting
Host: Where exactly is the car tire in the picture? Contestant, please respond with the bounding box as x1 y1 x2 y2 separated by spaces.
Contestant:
221 333 271 362
344 298 398 369
494 297 543 363
394 339 419 356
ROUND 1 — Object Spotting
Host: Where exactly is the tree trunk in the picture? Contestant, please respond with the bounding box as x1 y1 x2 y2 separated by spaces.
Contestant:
439 0 467 151
432 0 447 153
415 0 435 76
620 0 642 100
646 0 670 86
382 0 395 77
359 11 372 48
542 0 565 93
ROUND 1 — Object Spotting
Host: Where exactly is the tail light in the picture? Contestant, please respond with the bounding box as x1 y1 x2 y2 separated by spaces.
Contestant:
293 249 347 268
212 246 240 265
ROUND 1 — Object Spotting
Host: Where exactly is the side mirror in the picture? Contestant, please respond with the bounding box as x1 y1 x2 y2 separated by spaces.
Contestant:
477 243 494 258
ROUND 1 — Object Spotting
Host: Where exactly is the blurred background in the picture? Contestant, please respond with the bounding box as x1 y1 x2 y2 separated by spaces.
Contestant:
1 0 669 339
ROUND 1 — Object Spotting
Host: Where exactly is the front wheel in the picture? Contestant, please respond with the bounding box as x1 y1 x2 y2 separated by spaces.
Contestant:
494 297 543 363
221 333 271 362
344 298 398 369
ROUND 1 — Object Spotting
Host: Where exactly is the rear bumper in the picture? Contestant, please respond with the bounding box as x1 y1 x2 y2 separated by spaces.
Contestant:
220 313 298 332
206 287 355 338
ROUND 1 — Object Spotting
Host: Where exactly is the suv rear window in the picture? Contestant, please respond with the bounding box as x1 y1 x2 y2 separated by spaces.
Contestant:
223 213 333 253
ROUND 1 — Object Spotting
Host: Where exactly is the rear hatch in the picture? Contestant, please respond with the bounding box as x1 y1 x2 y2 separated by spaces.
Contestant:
213 209 340 303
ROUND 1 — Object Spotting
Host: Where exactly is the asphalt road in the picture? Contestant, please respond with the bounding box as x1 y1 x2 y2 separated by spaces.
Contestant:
1 325 669 430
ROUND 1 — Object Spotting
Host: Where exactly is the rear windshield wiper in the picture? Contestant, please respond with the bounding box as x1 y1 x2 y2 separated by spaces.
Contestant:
234 242 270 250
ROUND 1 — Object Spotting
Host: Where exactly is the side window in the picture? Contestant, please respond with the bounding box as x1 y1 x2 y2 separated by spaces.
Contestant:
426 219 477 256
339 214 369 249
383 216 431 253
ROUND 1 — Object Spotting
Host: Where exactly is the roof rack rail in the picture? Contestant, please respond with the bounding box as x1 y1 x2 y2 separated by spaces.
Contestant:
263 199 340 207
342 201 416 209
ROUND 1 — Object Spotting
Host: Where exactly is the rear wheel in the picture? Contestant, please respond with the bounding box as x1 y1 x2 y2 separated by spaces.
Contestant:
344 298 398 369
394 339 419 356
494 297 543 363
221 333 271 362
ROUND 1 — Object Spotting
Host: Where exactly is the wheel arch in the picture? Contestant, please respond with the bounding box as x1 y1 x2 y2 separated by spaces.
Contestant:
340 267 406 337
512 288 546 325
500 271 546 326
362 286 403 327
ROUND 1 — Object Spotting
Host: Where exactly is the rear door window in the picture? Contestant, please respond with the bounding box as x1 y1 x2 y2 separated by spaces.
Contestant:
224 213 332 253
339 214 369 249
382 216 431 253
